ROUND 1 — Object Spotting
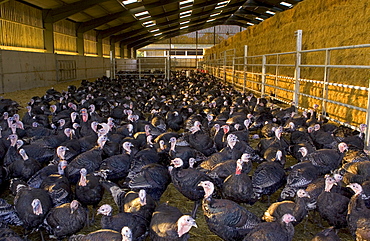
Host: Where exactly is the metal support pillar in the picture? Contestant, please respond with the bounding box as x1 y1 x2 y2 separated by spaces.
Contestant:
77 31 84 56
243 45 248 94
322 49 331 115
44 22 54 53
293 29 302 107
261 55 266 96
97 36 103 57
223 52 227 83
366 80 370 150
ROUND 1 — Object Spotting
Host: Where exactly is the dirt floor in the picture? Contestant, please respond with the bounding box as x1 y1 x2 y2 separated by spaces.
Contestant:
1 79 355 241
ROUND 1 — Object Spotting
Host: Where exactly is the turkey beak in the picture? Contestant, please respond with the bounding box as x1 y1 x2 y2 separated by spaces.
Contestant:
189 218 197 228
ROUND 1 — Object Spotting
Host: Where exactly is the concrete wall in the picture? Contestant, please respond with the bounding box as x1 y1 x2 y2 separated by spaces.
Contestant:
0 50 111 93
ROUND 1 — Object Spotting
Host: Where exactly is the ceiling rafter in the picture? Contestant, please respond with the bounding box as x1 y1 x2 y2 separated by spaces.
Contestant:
111 7 238 43
43 0 112 23
107 2 243 42
127 18 230 49
115 14 231 45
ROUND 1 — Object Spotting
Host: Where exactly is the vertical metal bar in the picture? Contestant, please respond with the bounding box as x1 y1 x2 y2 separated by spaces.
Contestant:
196 31 198 70
110 50 113 79
294 30 302 107
139 58 141 81
366 81 370 150
233 49 236 87
243 45 248 94
322 49 330 115
261 55 266 96
224 51 226 83
275 54 280 100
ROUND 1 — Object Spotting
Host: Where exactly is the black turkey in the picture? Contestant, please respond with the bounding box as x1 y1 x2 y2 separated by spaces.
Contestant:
69 226 132 241
43 200 87 240
149 203 197 241
198 181 260 241
347 182 370 241
169 158 213 218
243 213 296 241
97 204 149 241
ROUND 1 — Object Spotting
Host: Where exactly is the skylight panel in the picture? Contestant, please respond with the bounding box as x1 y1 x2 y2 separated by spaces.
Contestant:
280 1 293 8
255 17 264 21
149 29 160 32
122 0 138 5
266 10 275 15
217 0 230 6
206 18 216 22
180 10 192 16
180 0 193 5
180 14 191 18
180 26 189 29
210 12 221 18
154 33 162 36
135 11 149 17
180 20 190 25
247 22 254 25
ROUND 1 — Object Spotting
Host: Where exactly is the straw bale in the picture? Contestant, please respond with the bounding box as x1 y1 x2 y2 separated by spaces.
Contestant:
205 0 370 126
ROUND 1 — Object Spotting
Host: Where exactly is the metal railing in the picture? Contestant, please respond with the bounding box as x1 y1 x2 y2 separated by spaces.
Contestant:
202 30 370 148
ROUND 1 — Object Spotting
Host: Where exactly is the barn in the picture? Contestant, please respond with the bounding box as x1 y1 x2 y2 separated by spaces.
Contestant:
0 0 369 240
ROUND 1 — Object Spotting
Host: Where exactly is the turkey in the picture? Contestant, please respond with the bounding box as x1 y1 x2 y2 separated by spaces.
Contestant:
316 176 350 229
98 143 132 182
75 168 105 224
97 204 149 241
102 180 156 220
7 148 42 181
169 158 213 218
69 226 132 241
198 181 260 241
280 161 321 200
206 153 252 188
243 213 296 241
187 121 216 156
65 135 108 184
43 200 87 240
311 226 341 241
39 160 72 207
149 202 197 241
0 198 23 226
221 158 256 204
129 163 171 202
0 225 27 240
262 189 311 225
12 179 53 235
252 158 286 203
347 182 370 241
301 142 348 175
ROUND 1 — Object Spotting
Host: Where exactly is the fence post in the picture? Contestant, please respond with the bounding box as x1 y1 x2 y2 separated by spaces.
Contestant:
224 52 227 83
243 45 248 94
138 58 141 81
366 80 370 150
232 57 235 87
294 30 302 107
261 55 266 96
322 49 331 115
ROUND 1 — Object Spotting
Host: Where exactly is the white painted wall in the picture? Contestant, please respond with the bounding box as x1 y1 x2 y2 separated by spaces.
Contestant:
0 50 111 93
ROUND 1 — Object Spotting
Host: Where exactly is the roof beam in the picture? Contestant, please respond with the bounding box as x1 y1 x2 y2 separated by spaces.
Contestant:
43 0 111 23
77 11 130 33
127 18 230 49
100 1 242 39
111 7 237 43
117 15 231 45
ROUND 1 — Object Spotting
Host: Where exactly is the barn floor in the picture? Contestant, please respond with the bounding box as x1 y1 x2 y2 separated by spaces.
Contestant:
1 78 355 241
